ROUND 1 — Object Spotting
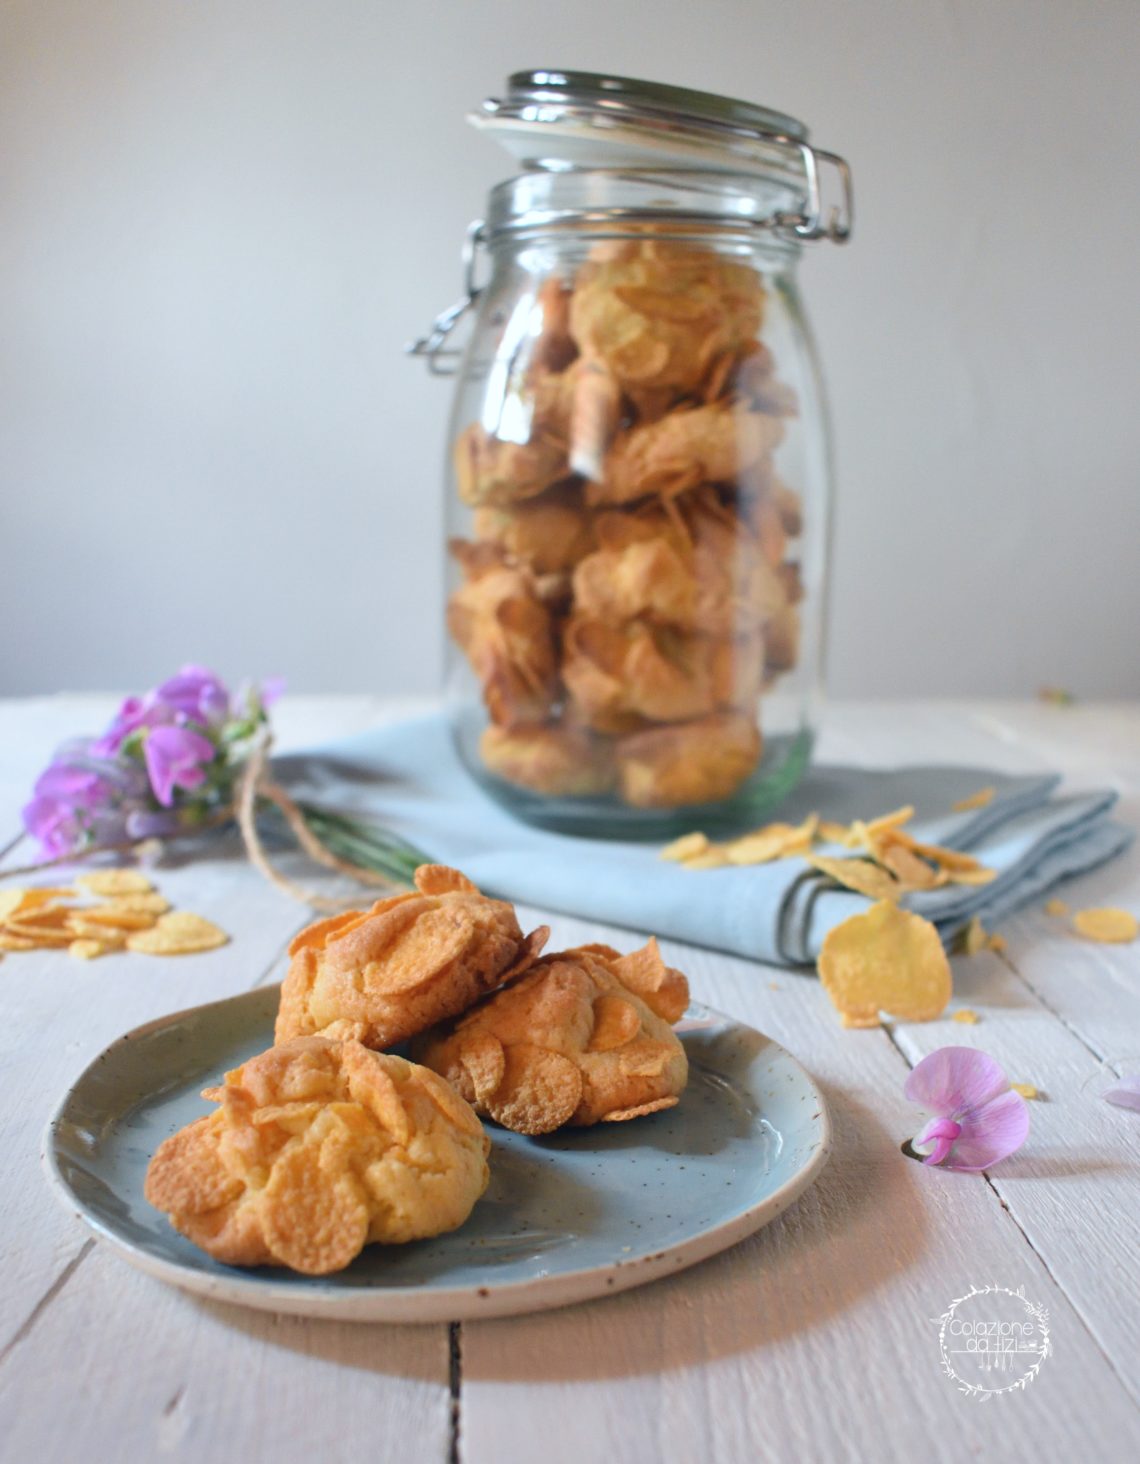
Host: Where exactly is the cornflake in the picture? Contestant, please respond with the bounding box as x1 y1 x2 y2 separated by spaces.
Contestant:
817 901 952 1029
127 912 230 956
1072 908 1138 944
77 870 155 897
0 874 229 961
952 787 995 813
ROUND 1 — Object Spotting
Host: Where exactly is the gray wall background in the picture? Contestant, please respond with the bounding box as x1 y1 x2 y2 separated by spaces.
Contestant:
3 0 1137 699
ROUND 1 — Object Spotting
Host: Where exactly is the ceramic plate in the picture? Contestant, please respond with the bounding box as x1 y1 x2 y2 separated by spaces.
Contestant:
44 987 831 1322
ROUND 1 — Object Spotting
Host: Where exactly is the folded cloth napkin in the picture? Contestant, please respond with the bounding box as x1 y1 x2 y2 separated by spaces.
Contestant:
276 714 1133 967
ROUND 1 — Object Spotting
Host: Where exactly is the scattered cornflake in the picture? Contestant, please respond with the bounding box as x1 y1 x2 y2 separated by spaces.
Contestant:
0 873 227 961
952 1009 981 1024
1011 1083 1040 1101
65 921 128 948
956 917 988 957
952 787 995 813
944 867 999 887
69 906 158 932
864 806 915 837
726 823 804 865
1072 908 1138 944
99 892 171 916
76 870 155 897
0 933 37 952
1038 686 1075 706
126 911 229 956
660 804 996 893
817 900 952 1029
680 850 732 870
0 887 76 920
986 933 1007 954
68 939 111 960
906 840 984 874
1044 897 1069 917
879 840 942 890
4 922 73 948
660 832 709 863
807 855 902 902
768 981 781 991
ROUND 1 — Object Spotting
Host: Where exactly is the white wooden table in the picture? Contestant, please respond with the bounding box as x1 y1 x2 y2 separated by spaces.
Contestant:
1 696 1137 1463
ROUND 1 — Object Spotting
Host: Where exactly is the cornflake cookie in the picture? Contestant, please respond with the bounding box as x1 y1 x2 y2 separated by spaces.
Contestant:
479 723 616 798
145 1037 490 1274
413 938 689 1135
275 865 549 1048
447 541 560 728
617 714 763 809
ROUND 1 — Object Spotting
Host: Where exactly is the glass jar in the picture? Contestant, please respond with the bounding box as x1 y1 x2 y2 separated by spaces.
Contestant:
413 71 852 839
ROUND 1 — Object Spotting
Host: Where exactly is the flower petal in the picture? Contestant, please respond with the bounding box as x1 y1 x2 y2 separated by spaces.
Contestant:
1103 1075 1140 1112
143 725 216 806
903 1046 1010 1119
942 1089 1030 1170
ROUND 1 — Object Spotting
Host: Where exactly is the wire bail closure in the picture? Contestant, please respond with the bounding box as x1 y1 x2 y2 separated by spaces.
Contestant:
406 219 486 376
774 144 853 243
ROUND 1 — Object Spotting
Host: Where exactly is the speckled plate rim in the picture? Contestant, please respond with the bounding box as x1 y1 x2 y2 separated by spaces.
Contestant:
43 992 832 1323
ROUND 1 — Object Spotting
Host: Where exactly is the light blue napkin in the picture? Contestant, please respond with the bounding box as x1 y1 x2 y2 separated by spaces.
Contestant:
277 714 1133 967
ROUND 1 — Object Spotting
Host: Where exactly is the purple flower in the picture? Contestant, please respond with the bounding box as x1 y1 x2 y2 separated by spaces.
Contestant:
22 795 84 858
1103 1074 1140 1112
92 695 173 756
905 1047 1030 1171
125 808 187 840
33 763 115 806
143 726 217 807
156 665 231 727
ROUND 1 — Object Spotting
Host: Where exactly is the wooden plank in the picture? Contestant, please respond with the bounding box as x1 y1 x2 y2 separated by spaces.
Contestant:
0 1248 452 1464
459 911 1138 1464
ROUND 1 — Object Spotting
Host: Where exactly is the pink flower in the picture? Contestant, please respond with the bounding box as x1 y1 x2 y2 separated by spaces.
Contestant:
156 665 231 726
91 694 174 756
143 726 216 807
904 1047 1030 1171
1103 1074 1140 1112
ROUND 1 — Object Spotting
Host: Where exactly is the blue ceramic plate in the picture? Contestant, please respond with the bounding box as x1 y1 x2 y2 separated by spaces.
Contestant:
44 988 830 1321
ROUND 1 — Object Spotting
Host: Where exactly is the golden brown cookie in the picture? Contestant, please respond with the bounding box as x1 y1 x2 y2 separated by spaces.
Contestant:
447 542 559 728
275 865 549 1047
413 940 689 1135
473 486 595 576
587 403 783 508
145 1037 490 1274
479 723 616 797
616 713 763 808
569 241 765 396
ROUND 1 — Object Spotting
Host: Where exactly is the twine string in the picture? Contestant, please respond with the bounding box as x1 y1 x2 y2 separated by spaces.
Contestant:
234 735 399 910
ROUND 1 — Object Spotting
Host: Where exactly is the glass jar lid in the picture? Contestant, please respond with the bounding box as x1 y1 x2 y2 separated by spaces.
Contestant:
471 70 851 245
474 70 810 171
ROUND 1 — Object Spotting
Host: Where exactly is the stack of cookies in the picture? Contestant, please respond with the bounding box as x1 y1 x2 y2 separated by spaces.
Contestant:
146 866 691 1275
449 239 803 809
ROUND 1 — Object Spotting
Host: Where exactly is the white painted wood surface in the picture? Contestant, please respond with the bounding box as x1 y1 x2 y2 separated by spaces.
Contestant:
0 696 1137 1463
